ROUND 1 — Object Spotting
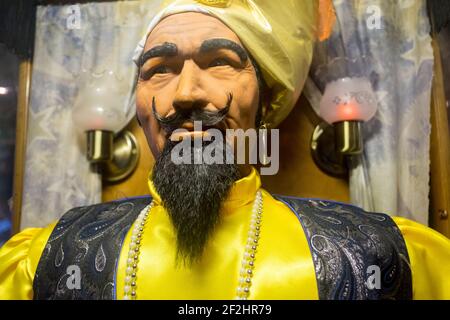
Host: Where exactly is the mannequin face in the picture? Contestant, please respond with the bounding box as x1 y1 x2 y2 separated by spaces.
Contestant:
136 12 260 158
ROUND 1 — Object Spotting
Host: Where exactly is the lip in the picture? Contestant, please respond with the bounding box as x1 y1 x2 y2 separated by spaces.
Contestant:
180 122 194 130
170 130 210 141
168 121 226 141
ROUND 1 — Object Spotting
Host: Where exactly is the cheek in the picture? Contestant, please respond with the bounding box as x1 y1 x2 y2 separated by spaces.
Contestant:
144 115 166 157
136 86 150 123
229 73 259 129
136 84 172 157
136 80 177 118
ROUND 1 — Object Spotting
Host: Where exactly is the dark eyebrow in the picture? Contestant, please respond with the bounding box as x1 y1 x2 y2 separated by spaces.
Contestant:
199 38 248 63
140 42 178 67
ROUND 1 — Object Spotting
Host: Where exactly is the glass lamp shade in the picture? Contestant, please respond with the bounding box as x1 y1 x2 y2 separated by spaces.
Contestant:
72 70 128 133
319 77 378 125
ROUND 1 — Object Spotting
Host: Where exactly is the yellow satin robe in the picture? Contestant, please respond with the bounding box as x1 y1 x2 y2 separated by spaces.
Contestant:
1 167 449 299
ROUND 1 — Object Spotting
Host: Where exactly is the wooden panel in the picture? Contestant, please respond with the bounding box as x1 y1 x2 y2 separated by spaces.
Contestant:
261 95 349 201
102 95 350 203
429 38 450 237
102 118 154 202
12 60 32 235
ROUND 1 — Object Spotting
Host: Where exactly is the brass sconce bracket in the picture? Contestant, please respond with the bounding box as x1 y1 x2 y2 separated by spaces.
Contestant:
310 120 363 178
103 130 139 183
87 130 139 183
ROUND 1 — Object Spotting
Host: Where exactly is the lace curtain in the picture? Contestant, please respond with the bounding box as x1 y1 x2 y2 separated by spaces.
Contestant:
306 0 434 225
20 1 162 229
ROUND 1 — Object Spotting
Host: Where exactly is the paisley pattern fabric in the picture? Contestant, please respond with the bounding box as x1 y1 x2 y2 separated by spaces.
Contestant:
275 196 412 300
33 195 412 300
33 197 149 300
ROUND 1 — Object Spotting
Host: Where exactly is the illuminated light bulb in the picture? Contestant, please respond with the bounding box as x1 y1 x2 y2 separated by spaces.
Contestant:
72 69 128 162
317 76 378 155
0 86 9 95
72 70 128 133
319 77 377 124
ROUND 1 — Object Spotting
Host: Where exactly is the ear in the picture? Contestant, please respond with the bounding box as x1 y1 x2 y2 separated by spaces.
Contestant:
261 87 272 122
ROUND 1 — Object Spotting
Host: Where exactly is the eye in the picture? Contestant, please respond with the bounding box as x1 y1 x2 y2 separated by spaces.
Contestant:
140 65 173 80
208 58 232 68
153 65 172 74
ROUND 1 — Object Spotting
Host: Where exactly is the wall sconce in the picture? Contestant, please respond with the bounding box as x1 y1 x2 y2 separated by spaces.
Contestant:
311 58 378 177
72 69 139 182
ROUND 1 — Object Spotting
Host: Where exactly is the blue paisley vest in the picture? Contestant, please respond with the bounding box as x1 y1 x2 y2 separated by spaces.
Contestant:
33 195 412 300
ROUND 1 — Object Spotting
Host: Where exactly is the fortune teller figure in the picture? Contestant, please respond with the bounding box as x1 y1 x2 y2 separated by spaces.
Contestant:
1 0 449 300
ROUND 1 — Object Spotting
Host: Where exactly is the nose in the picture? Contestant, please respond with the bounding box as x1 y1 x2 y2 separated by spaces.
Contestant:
173 60 207 111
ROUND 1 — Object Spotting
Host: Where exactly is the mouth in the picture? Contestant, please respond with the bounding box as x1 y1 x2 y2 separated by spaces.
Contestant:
168 122 227 142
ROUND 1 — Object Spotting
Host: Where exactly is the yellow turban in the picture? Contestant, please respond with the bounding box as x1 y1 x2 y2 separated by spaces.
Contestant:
133 0 334 128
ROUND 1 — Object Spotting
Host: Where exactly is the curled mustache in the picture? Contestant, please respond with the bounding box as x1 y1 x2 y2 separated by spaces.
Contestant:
152 93 232 134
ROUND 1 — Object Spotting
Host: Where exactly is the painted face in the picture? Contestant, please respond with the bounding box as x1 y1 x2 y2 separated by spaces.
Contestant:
136 12 260 158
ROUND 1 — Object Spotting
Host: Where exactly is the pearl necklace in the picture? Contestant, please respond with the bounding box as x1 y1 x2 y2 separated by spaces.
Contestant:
123 190 263 300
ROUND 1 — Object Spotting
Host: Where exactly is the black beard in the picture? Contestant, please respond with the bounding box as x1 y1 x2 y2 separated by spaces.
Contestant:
151 138 240 267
